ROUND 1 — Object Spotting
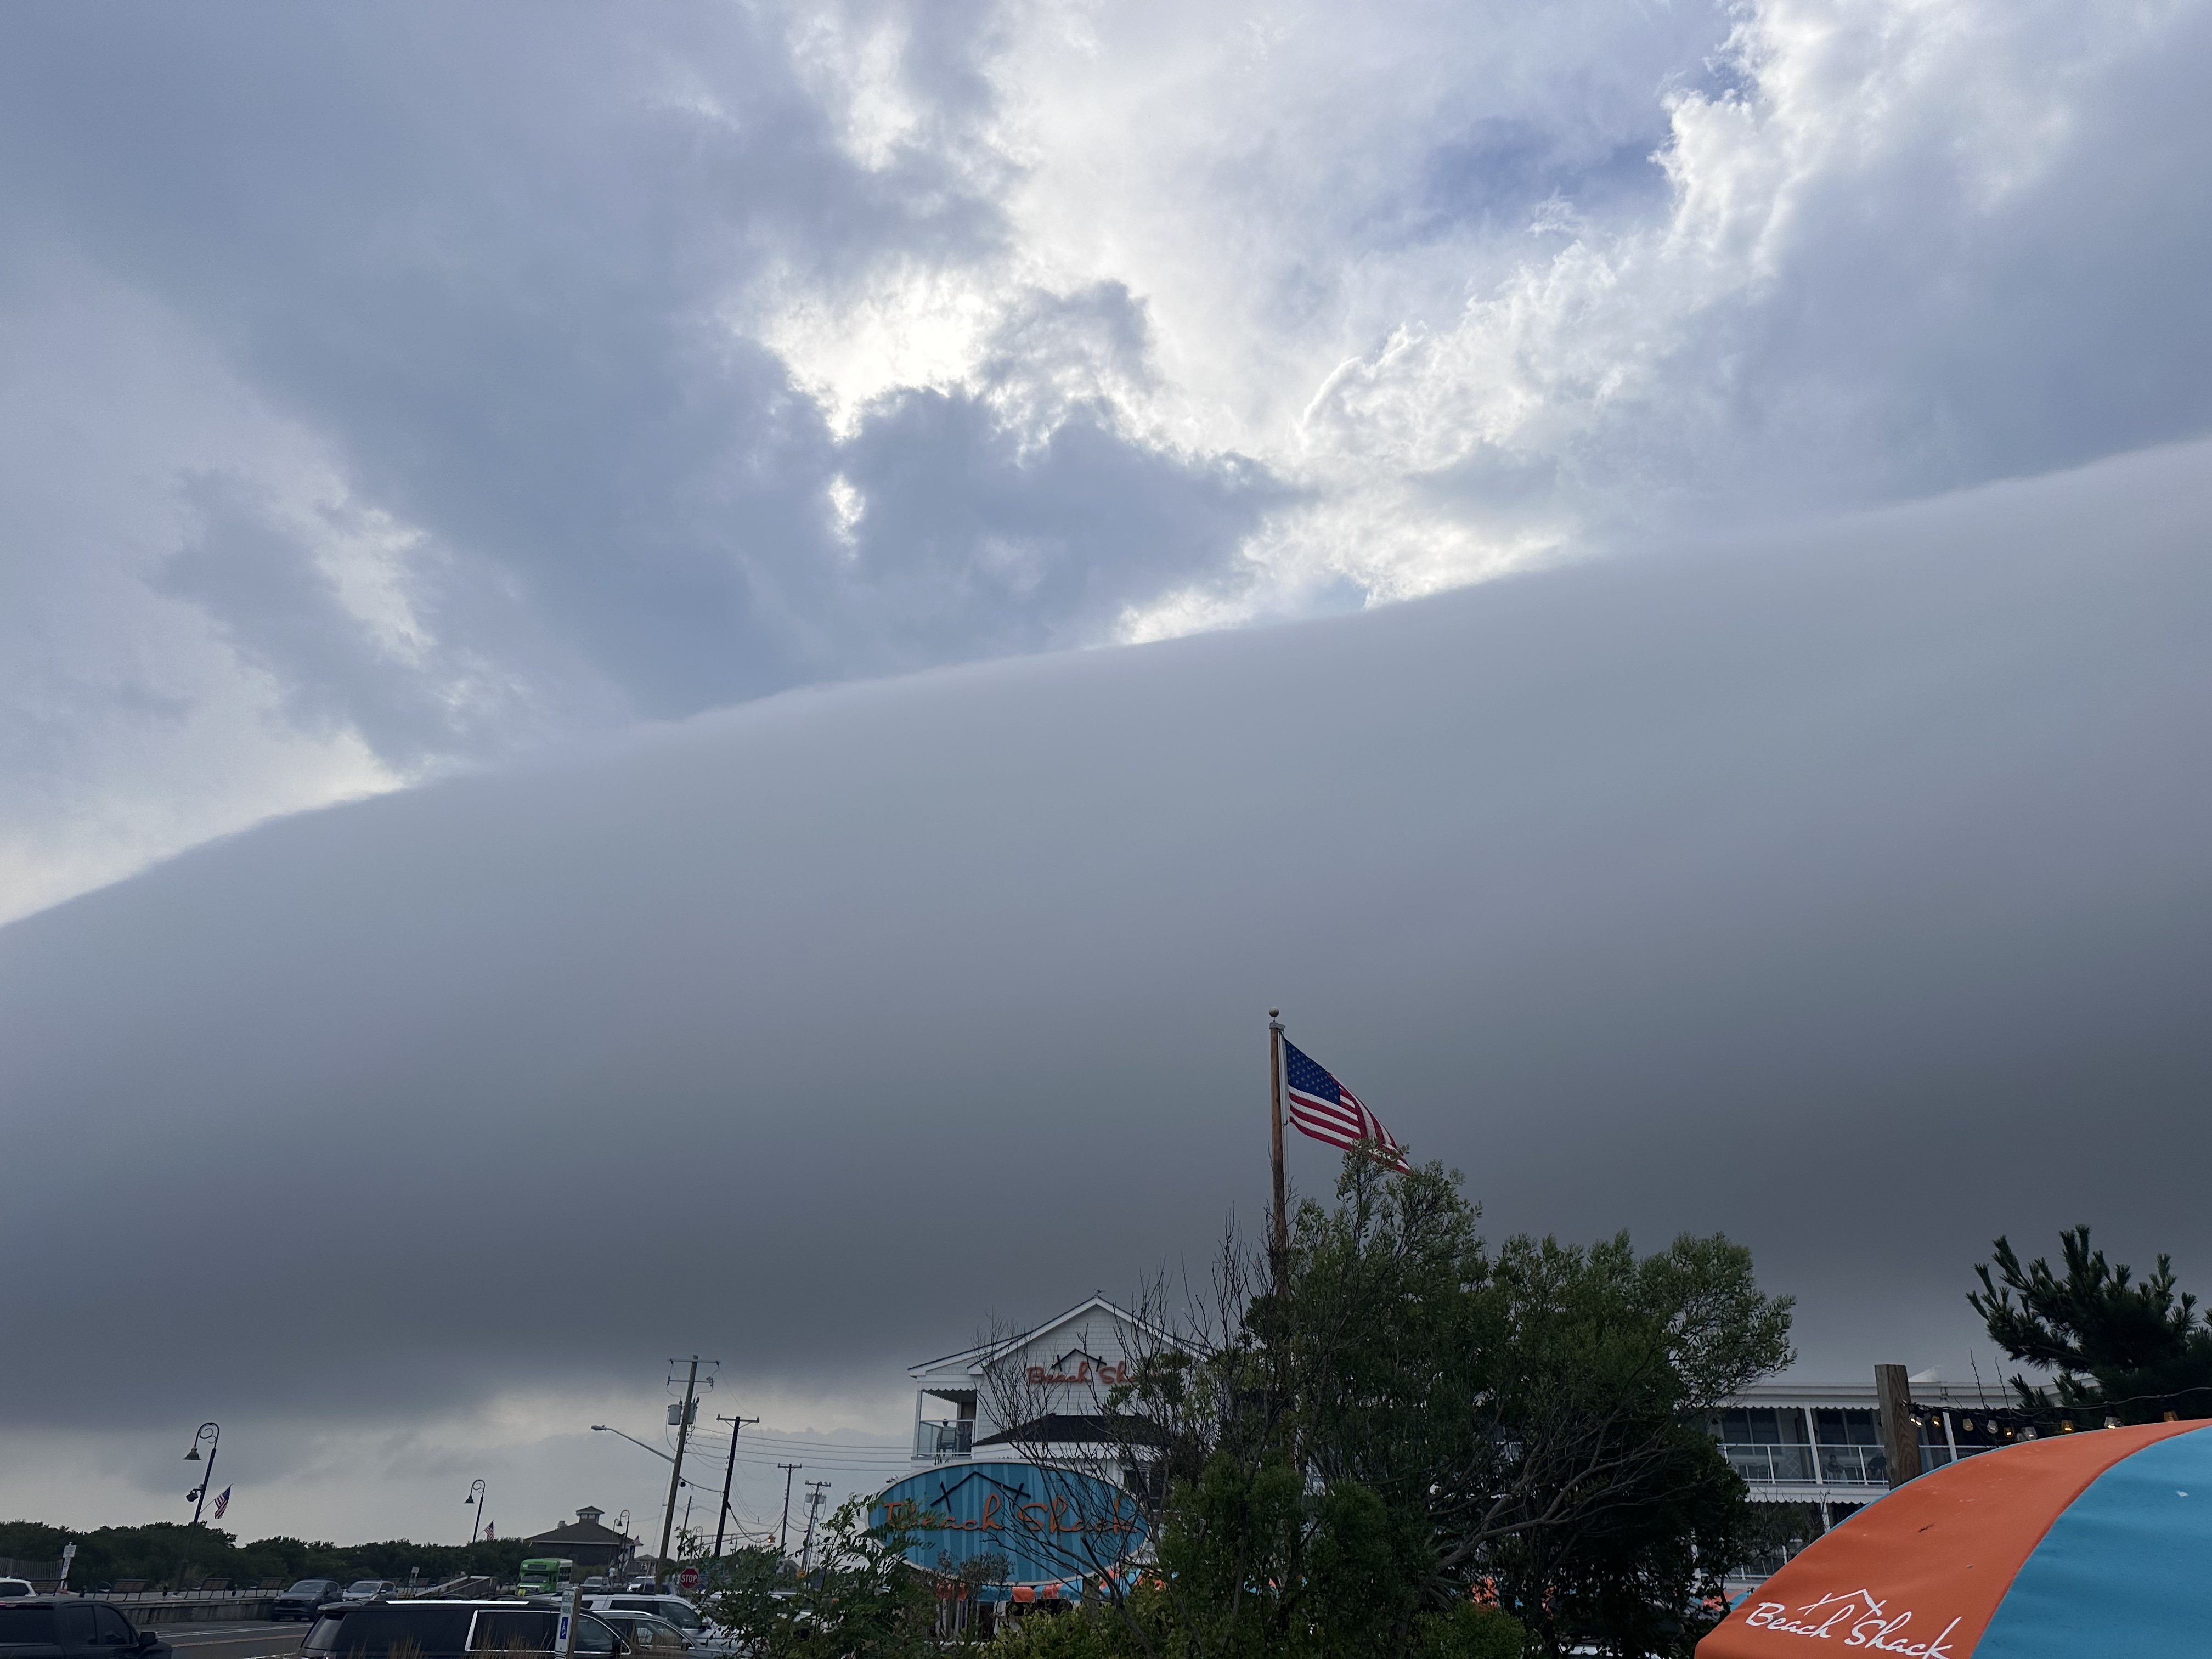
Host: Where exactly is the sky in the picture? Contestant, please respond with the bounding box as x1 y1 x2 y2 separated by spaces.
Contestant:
2 0 2211 1547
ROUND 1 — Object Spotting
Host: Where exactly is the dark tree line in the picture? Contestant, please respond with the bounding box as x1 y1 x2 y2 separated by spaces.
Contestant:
0 1519 531 1593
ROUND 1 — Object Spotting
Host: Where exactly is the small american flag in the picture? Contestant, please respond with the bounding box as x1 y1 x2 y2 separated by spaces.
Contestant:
1283 1039 1408 1170
212 1487 230 1520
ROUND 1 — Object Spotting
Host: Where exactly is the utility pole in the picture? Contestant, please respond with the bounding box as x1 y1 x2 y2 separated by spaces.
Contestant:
1875 1363 1923 1488
713 1414 760 1560
799 1482 831 1575
775 1464 802 1558
657 1357 708 1588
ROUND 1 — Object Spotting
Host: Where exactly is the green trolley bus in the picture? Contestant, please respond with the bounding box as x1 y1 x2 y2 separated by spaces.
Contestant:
516 1558 574 1596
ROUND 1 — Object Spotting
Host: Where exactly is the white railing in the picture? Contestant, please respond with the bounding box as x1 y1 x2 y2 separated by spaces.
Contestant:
1719 1442 1891 1485
1724 1438 2007 1487
1720 1442 1814 1483
916 1419 974 1459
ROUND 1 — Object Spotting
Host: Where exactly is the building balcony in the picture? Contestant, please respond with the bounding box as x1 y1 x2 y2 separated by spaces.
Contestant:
1720 1438 1999 1487
1719 1442 1886 1485
916 1419 974 1460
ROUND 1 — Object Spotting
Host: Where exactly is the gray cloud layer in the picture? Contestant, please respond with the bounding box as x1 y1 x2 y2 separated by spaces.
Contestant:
0 5 1275 741
7 441 2211 1457
7 0 2212 921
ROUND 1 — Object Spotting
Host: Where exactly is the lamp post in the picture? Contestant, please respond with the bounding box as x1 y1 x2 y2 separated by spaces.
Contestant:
465 1480 488 1545
183 1422 221 1525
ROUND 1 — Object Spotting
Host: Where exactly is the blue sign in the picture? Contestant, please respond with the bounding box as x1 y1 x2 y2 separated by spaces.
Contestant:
872 1462 1147 1589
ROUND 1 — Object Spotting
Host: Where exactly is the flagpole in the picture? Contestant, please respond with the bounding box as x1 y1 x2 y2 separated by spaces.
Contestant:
1268 1009 1288 1285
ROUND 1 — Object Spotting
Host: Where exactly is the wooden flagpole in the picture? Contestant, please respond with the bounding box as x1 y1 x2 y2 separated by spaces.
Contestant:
1268 1009 1288 1283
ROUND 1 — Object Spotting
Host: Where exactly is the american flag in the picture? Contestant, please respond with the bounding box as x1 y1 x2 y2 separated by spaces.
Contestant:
212 1487 230 1520
1282 1039 1408 1170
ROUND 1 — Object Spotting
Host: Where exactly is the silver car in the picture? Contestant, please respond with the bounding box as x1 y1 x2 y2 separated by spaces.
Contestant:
590 1613 693 1657
583 1598 740 1657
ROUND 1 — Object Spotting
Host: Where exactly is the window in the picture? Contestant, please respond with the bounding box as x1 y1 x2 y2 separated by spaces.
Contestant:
94 1607 136 1647
304 1615 351 1655
0 1610 58 1644
1814 1408 1881 1446
469 1610 558 1654
58 1605 96 1645
329 1609 472 1659
573 1617 618 1655
1716 1408 1790 1444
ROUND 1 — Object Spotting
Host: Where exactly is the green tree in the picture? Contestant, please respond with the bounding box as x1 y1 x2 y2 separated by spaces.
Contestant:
1091 1153 1792 1659
706 1499 936 1659
0 1520 530 1593
1971 1225 2212 1423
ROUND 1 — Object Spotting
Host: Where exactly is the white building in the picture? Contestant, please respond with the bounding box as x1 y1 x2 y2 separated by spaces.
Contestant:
907 1295 1164 1481
906 1300 2021 1595
1717 1374 2016 1529
1713 1372 2020 1589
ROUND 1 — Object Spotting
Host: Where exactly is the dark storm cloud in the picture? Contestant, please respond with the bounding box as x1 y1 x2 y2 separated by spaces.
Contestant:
0 2 1276 755
838 388 1291 656
4 438 2211 1435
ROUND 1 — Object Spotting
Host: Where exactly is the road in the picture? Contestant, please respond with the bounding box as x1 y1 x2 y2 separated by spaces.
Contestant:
163 1623 303 1659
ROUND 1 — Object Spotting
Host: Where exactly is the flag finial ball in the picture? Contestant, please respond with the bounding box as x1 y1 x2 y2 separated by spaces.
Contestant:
1268 1008 1279 1018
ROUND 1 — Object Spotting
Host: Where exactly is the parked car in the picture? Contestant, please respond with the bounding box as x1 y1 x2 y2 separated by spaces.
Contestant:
0 1600 170 1659
301 1601 628 1659
581 1598 698 1632
0 1581 36 1601
340 1583 397 1605
581 1599 736 1657
273 1581 345 1622
586 1613 691 1658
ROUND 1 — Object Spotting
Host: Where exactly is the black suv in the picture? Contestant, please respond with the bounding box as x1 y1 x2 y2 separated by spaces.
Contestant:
275 1583 346 1623
302 1602 629 1659
0 1600 171 1659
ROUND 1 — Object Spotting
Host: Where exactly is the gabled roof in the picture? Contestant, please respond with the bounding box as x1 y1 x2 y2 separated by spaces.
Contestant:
907 1295 1174 1380
526 1517 632 1547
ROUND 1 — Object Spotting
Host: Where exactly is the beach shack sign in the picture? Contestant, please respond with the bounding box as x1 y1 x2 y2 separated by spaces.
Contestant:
873 1461 1146 1587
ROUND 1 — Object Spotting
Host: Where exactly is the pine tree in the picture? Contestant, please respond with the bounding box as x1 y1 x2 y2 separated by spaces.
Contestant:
1970 1225 2212 1423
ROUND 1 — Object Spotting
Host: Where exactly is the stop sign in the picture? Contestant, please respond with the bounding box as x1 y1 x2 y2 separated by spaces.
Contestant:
678 1566 699 1592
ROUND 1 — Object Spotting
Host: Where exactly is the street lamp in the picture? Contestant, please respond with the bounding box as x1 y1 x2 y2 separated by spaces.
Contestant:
465 1480 488 1545
183 1423 221 1525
